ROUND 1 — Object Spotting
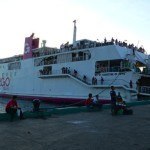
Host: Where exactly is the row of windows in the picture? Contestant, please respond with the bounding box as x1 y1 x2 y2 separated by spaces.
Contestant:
8 62 21 70
34 51 91 67
95 60 131 73
0 72 17 78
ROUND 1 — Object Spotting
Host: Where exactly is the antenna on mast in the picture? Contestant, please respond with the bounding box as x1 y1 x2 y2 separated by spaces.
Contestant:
73 20 77 46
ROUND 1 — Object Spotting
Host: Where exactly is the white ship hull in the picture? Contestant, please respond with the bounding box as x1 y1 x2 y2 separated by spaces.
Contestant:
0 24 150 104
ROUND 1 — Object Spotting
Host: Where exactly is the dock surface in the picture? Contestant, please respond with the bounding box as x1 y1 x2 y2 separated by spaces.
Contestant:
0 105 150 150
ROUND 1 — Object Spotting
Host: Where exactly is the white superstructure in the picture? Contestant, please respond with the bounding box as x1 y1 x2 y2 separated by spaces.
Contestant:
0 22 150 104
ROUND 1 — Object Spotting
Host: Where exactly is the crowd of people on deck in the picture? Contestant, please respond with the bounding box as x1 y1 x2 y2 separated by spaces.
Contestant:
39 67 52 75
59 37 145 54
60 67 106 85
32 37 146 59
39 65 136 91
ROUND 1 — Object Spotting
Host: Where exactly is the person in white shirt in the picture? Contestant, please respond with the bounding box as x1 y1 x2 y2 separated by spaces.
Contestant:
93 94 102 109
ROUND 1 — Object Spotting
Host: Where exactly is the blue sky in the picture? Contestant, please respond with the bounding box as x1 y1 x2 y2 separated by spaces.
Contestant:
0 0 149 58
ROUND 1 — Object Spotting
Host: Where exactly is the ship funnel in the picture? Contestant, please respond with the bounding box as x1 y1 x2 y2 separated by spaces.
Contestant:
42 40 46 47
73 20 77 46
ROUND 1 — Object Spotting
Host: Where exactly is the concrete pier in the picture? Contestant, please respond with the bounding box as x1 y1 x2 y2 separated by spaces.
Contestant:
0 104 150 150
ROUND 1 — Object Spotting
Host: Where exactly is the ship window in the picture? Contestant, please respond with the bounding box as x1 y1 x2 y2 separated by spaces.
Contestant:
95 61 108 74
95 59 123 74
34 55 58 66
72 50 90 62
109 60 121 72
39 66 52 75
8 62 21 70
34 58 43 66
34 50 91 65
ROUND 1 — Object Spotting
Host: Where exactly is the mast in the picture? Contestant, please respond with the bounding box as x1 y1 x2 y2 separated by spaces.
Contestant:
73 20 77 46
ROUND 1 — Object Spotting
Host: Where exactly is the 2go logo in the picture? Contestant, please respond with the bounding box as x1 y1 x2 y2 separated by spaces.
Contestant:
0 77 10 87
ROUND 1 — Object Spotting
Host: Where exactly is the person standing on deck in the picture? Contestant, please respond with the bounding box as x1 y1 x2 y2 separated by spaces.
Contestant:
129 80 133 88
110 86 117 115
101 77 104 85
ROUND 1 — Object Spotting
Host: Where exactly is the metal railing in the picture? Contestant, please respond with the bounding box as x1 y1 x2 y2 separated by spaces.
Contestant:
38 69 135 88
95 66 132 73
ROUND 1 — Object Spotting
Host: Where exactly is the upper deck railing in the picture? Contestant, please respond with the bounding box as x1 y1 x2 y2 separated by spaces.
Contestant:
32 38 146 59
0 55 23 64
38 68 137 89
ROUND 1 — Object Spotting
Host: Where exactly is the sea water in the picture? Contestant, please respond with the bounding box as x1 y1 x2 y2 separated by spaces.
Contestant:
0 97 57 113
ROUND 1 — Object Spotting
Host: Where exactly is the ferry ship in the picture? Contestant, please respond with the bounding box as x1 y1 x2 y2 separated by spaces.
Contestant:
0 21 150 104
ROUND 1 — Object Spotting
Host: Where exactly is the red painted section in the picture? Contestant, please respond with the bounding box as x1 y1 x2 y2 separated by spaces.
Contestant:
23 34 39 59
0 93 111 105
32 38 39 49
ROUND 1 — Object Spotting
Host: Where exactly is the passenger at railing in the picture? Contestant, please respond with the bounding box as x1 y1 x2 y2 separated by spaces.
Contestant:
118 41 122 46
111 37 114 44
92 76 97 85
138 47 145 53
74 69 78 77
67 67 71 74
101 77 104 85
115 39 118 45
96 42 101 47
92 76 95 85
104 37 107 44
60 43 64 50
92 77 94 84
43 69 46 75
61 67 65 74
44 59 47 65
83 75 87 83
100 66 106 72
39 69 43 75
64 41 69 50
129 80 133 88
47 68 51 75
61 67 68 74
69 44 73 50
42 68 50 75
65 67 68 74
132 47 135 55
94 77 97 85
43 69 47 75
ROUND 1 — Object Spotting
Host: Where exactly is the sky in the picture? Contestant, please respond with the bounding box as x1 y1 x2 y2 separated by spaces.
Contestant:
0 0 150 58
